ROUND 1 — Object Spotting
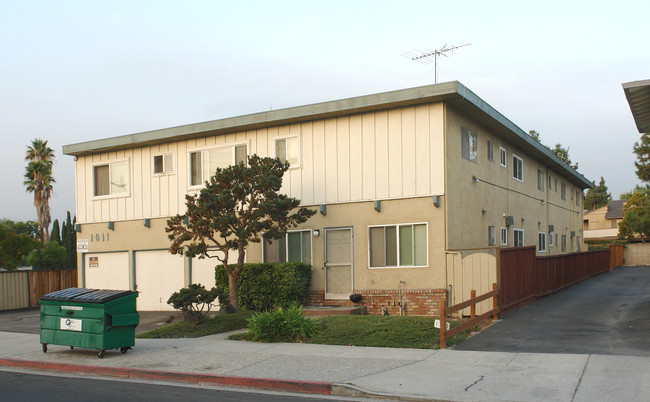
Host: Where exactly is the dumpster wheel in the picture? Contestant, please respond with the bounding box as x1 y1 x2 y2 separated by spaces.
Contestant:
42 344 47 353
120 347 131 354
98 350 105 358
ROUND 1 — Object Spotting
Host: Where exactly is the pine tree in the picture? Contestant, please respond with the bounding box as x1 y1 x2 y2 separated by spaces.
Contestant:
50 219 61 244
584 177 612 210
633 133 650 183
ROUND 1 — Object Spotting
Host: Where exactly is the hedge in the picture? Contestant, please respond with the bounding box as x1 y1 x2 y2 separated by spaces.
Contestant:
215 262 312 311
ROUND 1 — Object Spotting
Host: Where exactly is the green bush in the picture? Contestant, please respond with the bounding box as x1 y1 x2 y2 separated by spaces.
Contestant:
167 284 225 323
26 241 66 269
247 304 318 342
215 263 312 311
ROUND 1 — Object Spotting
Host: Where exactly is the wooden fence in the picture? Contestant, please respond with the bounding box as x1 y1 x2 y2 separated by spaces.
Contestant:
0 269 77 311
499 247 610 315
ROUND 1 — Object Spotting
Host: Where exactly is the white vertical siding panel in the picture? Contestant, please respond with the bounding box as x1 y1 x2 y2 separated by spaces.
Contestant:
77 158 86 223
277 125 292 197
430 104 445 194
387 109 403 198
312 121 326 204
361 113 376 200
300 122 314 205
324 119 338 203
415 105 431 195
401 107 416 197
176 141 187 215
142 146 152 219
336 117 350 202
349 115 363 202
375 111 389 199
168 142 178 216
133 148 143 219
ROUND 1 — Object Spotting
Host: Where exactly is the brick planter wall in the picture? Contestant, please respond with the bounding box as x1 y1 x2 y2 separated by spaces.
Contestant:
307 288 447 316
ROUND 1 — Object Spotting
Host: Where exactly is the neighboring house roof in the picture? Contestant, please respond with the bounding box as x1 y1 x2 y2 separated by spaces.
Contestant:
605 200 626 220
623 79 650 134
63 81 592 188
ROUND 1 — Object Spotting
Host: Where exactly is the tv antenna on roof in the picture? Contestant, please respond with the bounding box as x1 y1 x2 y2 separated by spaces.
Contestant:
403 43 471 83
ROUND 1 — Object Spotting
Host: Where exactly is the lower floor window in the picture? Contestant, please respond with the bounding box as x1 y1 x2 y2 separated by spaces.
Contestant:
561 235 567 252
500 227 508 246
488 226 496 246
549 232 555 247
263 230 311 264
513 229 524 247
538 232 547 253
369 223 427 267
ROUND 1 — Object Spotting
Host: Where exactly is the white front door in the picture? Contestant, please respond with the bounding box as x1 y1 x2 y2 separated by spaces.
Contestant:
324 228 353 299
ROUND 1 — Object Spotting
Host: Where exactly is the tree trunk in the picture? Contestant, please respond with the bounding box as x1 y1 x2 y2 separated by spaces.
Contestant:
228 272 239 310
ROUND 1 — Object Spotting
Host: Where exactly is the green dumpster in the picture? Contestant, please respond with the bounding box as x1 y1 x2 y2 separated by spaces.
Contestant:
40 287 139 358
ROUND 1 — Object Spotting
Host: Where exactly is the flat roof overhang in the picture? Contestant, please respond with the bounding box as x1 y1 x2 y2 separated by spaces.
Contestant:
623 79 650 134
63 80 592 189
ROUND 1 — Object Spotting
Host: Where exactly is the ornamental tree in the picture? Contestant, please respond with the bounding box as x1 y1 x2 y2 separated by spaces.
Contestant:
166 155 316 310
584 176 612 210
618 189 650 242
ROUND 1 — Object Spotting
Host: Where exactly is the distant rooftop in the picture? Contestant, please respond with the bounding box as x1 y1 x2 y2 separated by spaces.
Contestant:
605 200 626 220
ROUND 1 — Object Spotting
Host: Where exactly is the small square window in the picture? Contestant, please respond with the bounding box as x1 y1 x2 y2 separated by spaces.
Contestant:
275 137 300 167
93 160 129 197
153 154 174 174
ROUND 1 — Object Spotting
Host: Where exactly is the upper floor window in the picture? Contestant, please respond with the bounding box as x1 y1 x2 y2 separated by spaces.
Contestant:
153 154 174 174
275 136 300 167
499 147 507 167
461 127 477 162
548 174 552 190
576 190 581 206
561 182 566 200
512 155 523 182
487 140 494 161
189 144 247 187
93 160 129 197
537 169 544 191
263 230 312 264
369 223 427 268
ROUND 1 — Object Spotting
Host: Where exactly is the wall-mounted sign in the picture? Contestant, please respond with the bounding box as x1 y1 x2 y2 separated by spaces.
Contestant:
89 256 99 268
77 239 88 252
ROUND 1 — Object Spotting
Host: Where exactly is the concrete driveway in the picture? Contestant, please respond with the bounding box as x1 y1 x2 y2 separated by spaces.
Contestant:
455 266 650 356
0 309 180 335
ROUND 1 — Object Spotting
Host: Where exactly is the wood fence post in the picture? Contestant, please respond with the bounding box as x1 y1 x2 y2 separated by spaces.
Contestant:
492 282 498 320
470 290 476 319
439 300 446 349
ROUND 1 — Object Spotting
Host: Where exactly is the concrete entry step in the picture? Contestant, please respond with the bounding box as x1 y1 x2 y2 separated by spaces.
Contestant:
302 305 366 317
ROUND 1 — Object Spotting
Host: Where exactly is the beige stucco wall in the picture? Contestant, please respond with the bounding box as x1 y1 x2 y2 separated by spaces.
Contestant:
444 105 585 255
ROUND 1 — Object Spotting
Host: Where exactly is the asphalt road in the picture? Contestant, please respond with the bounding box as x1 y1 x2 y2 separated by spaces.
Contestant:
0 370 361 402
455 266 650 356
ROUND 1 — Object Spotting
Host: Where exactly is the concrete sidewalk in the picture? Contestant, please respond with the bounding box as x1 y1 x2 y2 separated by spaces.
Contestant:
1 330 648 401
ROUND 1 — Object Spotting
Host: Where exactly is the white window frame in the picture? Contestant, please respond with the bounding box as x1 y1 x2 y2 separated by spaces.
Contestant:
275 135 301 168
368 222 429 269
538 232 547 253
461 127 478 163
500 227 508 246
153 153 174 175
91 158 130 199
262 229 313 265
513 228 524 247
188 142 248 188
499 147 507 167
549 231 554 247
537 169 544 191
512 154 523 182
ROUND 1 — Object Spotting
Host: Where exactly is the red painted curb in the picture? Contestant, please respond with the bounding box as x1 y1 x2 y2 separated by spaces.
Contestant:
0 358 332 395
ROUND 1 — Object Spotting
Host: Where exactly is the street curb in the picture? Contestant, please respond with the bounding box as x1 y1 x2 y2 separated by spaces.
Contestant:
0 358 332 395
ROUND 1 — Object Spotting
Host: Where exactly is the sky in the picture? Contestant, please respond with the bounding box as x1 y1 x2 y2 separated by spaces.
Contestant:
1 0 648 223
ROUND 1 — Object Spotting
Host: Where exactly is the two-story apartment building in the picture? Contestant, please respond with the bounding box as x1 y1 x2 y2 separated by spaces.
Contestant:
63 81 591 311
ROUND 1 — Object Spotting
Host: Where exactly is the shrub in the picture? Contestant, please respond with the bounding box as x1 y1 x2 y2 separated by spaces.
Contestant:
26 241 66 269
247 304 318 343
215 263 312 311
167 284 225 324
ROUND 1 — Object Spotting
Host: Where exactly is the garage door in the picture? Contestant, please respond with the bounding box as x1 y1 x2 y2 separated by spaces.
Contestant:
85 252 129 290
135 250 185 311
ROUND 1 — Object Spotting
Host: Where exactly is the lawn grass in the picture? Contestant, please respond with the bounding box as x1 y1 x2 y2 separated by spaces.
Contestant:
136 310 253 338
138 311 470 349
229 315 470 349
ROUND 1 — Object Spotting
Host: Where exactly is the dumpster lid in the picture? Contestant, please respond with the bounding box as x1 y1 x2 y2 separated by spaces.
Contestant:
40 288 137 303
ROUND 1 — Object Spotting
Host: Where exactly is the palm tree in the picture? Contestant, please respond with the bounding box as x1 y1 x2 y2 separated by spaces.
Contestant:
24 139 55 242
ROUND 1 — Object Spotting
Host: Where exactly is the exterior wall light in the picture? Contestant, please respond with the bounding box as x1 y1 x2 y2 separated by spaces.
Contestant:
313 229 320 237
